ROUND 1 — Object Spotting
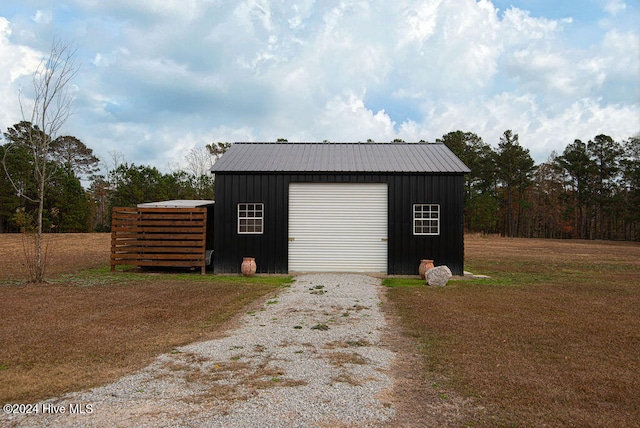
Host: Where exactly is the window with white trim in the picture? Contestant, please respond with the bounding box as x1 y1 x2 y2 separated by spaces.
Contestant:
238 203 264 234
413 204 440 235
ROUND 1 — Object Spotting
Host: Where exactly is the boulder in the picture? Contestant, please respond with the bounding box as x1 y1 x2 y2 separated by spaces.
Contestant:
426 265 452 286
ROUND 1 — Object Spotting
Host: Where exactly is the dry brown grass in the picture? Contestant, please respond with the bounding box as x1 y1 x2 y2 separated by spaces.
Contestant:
0 233 286 403
4 232 639 426
323 339 371 349
0 233 111 281
325 351 369 367
386 235 640 427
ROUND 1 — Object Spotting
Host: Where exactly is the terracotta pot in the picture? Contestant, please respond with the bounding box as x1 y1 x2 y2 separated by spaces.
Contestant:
241 257 256 277
419 259 434 279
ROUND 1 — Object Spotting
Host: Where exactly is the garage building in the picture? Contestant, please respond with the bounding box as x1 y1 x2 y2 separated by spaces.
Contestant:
210 142 469 275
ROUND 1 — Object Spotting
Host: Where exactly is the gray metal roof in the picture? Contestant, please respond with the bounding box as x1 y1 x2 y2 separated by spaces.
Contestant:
137 200 215 208
211 142 470 173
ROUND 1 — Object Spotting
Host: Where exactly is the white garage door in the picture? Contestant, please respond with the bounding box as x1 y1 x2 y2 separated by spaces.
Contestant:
288 183 388 272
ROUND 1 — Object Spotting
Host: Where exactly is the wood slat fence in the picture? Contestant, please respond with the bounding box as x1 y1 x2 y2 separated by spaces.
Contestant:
111 206 208 274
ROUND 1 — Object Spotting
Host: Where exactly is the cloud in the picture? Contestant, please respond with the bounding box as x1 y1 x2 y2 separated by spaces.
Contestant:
1 0 638 172
376 93 639 163
31 10 52 25
317 91 396 142
602 0 626 16
0 17 41 130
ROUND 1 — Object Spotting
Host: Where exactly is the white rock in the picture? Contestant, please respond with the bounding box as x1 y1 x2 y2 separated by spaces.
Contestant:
426 265 452 286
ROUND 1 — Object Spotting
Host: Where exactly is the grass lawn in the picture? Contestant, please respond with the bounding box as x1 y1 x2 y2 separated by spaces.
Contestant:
2 233 639 426
0 234 290 403
385 235 640 427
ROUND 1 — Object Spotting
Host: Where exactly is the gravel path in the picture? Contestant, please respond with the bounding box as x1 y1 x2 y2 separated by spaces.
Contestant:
4 274 398 427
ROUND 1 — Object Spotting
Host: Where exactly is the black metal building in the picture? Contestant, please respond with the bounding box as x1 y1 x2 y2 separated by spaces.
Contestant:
210 142 470 275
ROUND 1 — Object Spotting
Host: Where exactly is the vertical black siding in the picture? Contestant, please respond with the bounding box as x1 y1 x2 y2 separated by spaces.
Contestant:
213 174 289 274
205 205 215 250
213 172 465 275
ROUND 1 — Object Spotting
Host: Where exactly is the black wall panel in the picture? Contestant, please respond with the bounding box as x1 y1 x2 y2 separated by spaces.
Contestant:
213 172 465 275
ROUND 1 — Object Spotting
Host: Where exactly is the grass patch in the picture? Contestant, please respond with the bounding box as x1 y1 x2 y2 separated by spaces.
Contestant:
331 372 364 386
325 352 368 367
310 323 329 331
0 237 291 403
382 277 425 288
387 235 640 427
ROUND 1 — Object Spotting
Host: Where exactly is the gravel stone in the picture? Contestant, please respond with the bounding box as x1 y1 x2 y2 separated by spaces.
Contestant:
4 274 397 427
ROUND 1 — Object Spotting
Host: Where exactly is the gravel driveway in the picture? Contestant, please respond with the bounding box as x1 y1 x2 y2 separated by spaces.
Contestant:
5 274 399 427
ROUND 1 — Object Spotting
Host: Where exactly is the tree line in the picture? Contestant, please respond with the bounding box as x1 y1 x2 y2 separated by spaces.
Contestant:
2 122 638 240
440 130 640 240
0 121 227 233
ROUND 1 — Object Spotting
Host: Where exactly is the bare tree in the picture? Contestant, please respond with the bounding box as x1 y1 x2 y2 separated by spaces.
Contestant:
4 39 79 282
185 146 216 178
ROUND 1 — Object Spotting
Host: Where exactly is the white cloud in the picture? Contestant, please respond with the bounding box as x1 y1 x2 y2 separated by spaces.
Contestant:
598 29 639 75
2 0 638 172
316 91 396 141
72 0 206 21
400 0 442 46
398 93 639 162
391 0 503 97
501 7 567 41
31 10 52 25
234 0 274 33
0 18 42 130
602 0 626 16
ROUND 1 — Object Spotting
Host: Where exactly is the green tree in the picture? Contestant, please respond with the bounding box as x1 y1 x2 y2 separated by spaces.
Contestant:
3 124 93 234
50 135 99 178
163 170 199 200
2 122 52 232
556 140 595 238
529 153 568 238
437 131 498 233
0 140 35 232
107 163 210 210
108 164 168 207
621 134 640 240
206 142 232 161
587 134 624 240
47 165 90 232
86 174 111 232
495 130 536 237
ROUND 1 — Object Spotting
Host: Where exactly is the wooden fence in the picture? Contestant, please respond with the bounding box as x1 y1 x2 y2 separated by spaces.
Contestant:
111 206 208 274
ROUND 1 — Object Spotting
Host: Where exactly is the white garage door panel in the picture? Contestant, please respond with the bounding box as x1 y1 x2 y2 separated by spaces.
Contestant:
288 183 387 272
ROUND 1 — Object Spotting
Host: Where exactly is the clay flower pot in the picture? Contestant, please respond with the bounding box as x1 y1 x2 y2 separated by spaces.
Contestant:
419 259 435 279
241 257 256 277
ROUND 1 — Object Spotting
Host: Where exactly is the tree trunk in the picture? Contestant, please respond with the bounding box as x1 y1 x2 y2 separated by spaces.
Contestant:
507 184 513 237
35 156 46 282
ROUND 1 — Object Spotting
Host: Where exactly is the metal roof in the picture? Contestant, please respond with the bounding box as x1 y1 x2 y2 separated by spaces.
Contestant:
211 142 470 173
137 200 215 208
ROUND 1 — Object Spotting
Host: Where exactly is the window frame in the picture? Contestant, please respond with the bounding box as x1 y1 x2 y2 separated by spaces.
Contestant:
413 203 440 236
237 203 264 234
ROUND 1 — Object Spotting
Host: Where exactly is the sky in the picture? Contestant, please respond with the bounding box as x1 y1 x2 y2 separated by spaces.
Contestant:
0 0 638 174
